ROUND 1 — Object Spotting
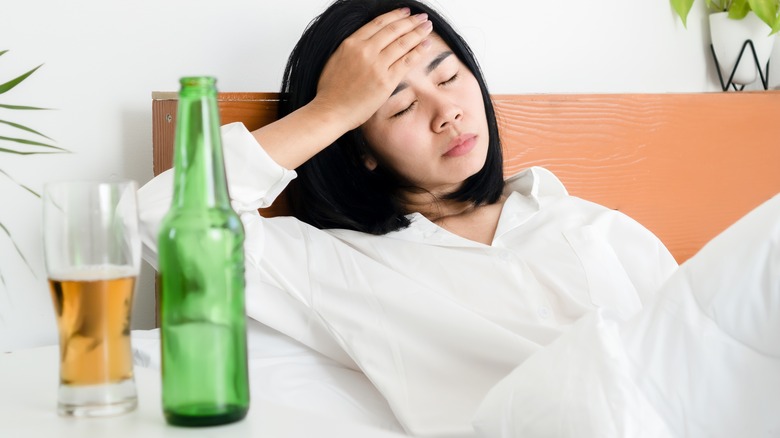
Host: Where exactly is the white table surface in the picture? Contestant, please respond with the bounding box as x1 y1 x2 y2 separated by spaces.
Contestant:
0 345 406 437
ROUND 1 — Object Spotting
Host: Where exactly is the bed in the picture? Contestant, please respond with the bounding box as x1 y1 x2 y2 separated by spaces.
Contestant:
143 90 780 437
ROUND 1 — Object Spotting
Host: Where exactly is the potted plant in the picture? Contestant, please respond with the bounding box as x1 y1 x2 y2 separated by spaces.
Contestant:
0 50 66 283
670 0 780 88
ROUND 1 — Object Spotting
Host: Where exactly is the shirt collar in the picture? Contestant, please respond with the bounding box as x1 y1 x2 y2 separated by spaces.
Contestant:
504 166 568 199
388 167 568 247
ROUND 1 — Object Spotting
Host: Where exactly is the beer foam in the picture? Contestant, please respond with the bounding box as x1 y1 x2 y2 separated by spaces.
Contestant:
49 265 138 281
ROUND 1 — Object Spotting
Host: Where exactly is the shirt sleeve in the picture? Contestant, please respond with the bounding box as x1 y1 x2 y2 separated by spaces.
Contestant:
220 122 297 212
558 196 679 318
136 122 356 368
600 210 678 306
137 122 296 269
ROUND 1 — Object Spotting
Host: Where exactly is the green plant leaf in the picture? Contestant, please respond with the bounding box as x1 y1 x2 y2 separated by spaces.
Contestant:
0 119 54 141
670 0 695 26
728 0 751 19
0 64 42 95
707 0 729 11
748 0 780 32
0 135 68 152
0 50 53 282
0 169 40 198
0 222 36 277
0 103 52 110
0 135 65 150
0 147 63 155
0 148 60 155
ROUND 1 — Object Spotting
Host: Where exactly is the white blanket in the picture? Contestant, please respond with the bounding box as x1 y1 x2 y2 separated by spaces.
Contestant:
474 193 780 437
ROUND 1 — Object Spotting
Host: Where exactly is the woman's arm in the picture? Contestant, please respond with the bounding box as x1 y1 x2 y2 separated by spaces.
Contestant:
137 123 296 268
138 122 356 366
252 8 432 170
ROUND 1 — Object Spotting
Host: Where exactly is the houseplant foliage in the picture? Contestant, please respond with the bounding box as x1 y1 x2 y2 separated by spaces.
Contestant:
670 0 780 33
0 50 67 285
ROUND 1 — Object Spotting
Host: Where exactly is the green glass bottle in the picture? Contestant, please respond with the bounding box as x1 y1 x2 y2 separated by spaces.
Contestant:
157 76 249 427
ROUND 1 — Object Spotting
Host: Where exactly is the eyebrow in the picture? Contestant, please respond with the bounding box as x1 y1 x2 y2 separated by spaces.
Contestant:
390 51 454 97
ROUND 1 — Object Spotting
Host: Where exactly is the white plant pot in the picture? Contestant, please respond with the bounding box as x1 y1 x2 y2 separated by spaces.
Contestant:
709 11 776 86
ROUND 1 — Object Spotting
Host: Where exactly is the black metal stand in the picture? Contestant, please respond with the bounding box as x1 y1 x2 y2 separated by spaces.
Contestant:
710 40 770 91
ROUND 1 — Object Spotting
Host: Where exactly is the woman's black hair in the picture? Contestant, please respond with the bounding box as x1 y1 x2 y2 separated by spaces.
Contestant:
280 0 504 234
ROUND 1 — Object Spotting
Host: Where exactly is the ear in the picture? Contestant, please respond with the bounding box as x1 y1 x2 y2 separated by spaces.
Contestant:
363 154 378 171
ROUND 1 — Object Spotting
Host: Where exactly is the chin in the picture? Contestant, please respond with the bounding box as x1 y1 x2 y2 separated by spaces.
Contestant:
465 147 489 177
451 161 487 187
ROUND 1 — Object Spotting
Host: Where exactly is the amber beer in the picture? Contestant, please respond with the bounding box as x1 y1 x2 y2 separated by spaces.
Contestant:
43 179 140 417
48 267 135 387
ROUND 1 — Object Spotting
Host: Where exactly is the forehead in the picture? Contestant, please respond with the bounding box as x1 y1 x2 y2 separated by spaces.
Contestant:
427 33 452 54
410 34 459 77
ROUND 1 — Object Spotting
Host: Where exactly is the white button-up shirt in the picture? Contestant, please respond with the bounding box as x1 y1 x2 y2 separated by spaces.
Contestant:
138 123 678 437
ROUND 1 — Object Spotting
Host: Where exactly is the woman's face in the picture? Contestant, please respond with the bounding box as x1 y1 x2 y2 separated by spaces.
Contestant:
361 34 490 198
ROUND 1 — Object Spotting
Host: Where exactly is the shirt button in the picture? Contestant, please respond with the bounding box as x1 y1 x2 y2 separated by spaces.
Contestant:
538 306 551 319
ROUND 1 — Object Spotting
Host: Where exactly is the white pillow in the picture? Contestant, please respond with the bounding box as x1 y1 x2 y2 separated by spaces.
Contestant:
131 319 403 432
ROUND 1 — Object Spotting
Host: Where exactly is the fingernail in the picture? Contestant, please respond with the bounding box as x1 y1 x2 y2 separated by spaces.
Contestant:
421 38 432 48
421 20 432 31
416 13 428 22
400 7 411 15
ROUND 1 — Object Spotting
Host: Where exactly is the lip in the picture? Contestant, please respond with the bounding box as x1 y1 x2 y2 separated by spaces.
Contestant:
443 134 477 157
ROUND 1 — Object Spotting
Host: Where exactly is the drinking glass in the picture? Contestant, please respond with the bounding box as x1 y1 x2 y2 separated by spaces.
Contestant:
42 180 140 417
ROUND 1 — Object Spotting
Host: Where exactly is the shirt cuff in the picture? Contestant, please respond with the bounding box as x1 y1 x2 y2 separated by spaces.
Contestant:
222 122 297 212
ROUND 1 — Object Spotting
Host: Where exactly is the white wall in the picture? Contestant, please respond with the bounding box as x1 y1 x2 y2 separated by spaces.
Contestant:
2 0 778 351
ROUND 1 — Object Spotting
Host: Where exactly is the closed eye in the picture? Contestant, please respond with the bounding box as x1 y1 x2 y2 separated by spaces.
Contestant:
391 72 458 118
439 73 458 86
392 101 417 118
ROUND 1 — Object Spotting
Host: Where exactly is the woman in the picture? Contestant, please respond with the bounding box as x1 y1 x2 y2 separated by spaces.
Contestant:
139 1 780 437
258 0 504 239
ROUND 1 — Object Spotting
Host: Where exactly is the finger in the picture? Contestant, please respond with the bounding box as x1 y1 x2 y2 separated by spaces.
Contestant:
380 19 433 67
387 36 432 80
368 13 430 50
349 7 412 41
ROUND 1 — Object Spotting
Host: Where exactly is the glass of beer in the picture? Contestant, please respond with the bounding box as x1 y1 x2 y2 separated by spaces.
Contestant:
42 180 140 417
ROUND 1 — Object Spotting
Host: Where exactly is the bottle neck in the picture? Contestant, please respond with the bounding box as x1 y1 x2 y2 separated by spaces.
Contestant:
171 77 231 210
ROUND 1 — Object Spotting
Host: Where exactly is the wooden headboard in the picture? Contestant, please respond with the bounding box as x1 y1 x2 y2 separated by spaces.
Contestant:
152 91 780 263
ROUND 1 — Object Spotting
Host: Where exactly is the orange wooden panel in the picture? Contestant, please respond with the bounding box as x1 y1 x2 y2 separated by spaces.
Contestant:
152 91 780 263
151 98 177 177
493 92 780 262
151 92 288 217
152 92 281 176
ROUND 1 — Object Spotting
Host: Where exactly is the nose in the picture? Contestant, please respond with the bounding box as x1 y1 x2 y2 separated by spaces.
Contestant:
431 98 463 133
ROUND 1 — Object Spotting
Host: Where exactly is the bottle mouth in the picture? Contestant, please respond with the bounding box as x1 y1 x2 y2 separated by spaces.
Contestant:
179 76 217 87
